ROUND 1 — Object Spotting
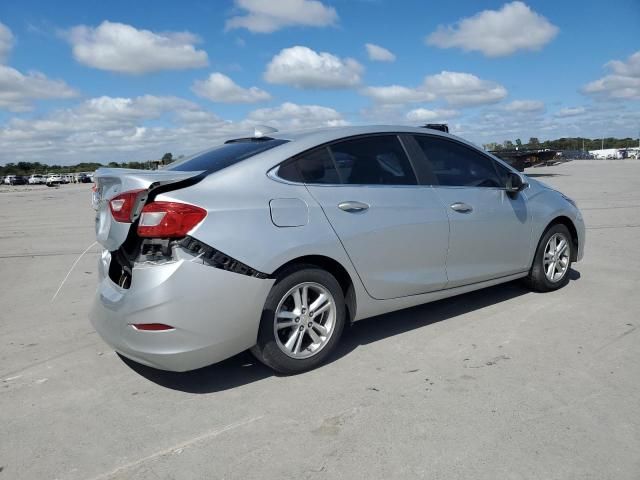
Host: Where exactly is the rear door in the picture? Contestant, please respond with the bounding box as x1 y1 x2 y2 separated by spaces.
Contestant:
410 134 532 288
278 134 450 300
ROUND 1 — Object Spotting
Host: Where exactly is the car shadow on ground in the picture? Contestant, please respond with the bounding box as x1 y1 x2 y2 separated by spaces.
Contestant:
121 270 580 393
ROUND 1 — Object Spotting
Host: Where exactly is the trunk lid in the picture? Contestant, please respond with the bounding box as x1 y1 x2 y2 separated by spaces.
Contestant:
92 167 203 251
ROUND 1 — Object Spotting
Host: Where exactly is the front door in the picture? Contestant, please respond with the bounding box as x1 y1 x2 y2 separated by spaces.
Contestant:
411 134 531 288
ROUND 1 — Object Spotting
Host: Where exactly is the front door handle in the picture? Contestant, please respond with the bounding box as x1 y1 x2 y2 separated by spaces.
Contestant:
338 201 369 213
450 202 473 213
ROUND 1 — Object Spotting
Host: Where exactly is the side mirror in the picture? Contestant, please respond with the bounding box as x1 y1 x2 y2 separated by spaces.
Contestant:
505 172 528 193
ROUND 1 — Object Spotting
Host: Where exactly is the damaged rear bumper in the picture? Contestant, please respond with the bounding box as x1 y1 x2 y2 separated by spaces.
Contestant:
90 249 274 372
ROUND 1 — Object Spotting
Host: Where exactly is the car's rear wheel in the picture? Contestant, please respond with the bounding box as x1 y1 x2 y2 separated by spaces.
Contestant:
524 223 573 292
251 266 345 374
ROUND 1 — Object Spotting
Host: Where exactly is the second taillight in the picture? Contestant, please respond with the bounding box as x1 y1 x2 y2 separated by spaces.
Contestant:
137 202 207 238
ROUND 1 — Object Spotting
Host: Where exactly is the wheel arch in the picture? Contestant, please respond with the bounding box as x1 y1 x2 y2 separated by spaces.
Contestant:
544 216 579 261
271 255 357 323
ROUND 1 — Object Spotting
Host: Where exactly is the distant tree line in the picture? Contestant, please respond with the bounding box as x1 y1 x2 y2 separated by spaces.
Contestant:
483 137 639 152
0 153 179 176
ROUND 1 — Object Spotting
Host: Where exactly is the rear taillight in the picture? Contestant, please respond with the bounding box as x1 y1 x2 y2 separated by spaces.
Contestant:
137 202 207 238
109 189 146 223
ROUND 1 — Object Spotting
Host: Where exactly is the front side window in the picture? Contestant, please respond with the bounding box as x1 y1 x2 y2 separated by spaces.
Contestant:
492 159 512 185
330 135 417 185
277 147 340 184
413 136 503 188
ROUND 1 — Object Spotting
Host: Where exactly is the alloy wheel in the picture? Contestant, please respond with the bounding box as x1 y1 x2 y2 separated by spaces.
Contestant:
543 233 570 282
273 282 337 359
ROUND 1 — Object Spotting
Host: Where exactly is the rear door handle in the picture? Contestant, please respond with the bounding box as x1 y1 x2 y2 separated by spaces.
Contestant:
450 202 473 213
338 201 369 213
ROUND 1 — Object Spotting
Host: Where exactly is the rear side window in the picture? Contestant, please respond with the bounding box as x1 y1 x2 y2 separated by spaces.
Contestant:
167 139 288 173
413 136 502 188
330 135 417 185
278 147 340 184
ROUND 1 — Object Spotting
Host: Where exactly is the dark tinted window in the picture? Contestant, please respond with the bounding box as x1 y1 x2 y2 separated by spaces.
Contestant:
413 136 502 188
330 135 417 185
492 159 512 184
167 139 288 173
278 147 340 184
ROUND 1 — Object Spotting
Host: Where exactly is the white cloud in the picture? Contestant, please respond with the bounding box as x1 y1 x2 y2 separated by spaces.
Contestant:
365 43 396 62
192 73 271 103
4 95 640 165
0 97 348 164
423 71 507 106
426 1 558 57
0 22 78 111
504 100 545 112
583 51 640 100
456 102 640 146
264 46 363 89
0 21 14 62
0 65 78 112
75 95 202 123
361 71 506 107
226 0 338 33
406 108 459 122
66 21 208 74
555 106 586 117
248 102 347 129
0 95 233 162
360 85 434 104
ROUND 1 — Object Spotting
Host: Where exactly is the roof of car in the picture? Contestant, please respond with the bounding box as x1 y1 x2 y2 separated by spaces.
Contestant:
251 124 486 160
272 124 454 143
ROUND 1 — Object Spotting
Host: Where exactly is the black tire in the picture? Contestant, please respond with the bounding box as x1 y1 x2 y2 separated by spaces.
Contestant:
523 223 573 292
251 265 346 374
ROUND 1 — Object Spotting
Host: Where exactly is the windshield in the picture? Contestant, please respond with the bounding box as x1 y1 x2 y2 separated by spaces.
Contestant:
166 139 289 173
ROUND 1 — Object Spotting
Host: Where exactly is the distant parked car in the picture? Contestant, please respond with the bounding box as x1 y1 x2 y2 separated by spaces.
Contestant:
46 174 63 186
76 173 92 183
28 174 46 185
3 175 28 185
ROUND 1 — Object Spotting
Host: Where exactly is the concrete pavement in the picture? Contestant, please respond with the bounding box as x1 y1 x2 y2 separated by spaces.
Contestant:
1 161 639 479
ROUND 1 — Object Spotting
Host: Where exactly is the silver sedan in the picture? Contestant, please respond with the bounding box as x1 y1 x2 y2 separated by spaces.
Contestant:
90 125 585 374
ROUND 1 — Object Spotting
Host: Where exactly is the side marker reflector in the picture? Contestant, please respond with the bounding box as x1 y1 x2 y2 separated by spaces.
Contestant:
130 323 175 331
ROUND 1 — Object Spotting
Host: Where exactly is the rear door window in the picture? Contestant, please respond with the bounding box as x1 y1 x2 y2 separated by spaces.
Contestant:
330 135 417 185
413 136 503 188
167 139 288 173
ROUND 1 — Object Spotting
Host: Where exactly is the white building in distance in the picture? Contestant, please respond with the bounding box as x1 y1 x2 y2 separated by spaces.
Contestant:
588 148 639 159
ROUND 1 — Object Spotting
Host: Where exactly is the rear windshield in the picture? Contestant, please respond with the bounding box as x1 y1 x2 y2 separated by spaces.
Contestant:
166 138 288 173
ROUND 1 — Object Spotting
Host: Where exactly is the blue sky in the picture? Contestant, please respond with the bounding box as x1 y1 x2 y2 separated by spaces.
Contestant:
0 0 638 164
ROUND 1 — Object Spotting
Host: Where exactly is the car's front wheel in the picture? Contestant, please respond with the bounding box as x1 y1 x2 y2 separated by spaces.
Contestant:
524 223 573 292
251 266 345 374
